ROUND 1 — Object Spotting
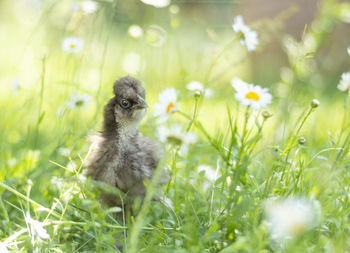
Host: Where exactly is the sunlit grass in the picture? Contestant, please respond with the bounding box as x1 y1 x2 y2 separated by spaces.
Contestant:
1 0 350 252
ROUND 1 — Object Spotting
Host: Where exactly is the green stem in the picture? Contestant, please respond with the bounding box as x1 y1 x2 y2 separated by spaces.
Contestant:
281 106 314 162
340 89 350 139
172 147 179 246
127 157 171 253
225 107 250 217
186 94 200 132
34 56 47 148
0 181 61 219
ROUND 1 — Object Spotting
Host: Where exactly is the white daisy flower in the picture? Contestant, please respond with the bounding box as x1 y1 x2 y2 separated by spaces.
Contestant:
186 81 214 98
122 52 141 74
198 164 217 181
232 15 259 52
231 77 248 91
58 147 71 157
337 72 350 92
62 37 84 53
25 213 50 240
0 242 9 253
231 78 272 110
186 81 204 91
265 198 320 240
66 91 92 110
153 88 178 122
128 25 143 39
157 124 196 154
140 0 171 8
347 47 350 56
80 0 99 14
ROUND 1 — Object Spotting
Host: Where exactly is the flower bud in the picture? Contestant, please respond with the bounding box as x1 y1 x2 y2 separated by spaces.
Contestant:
262 110 273 119
37 47 49 60
310 99 319 108
298 137 306 145
27 179 33 186
194 90 201 98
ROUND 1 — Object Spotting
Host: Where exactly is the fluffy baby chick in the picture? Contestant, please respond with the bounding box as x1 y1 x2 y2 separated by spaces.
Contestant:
85 76 163 211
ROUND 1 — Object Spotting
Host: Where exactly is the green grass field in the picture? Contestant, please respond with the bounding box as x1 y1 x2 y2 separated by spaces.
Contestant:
1 0 350 252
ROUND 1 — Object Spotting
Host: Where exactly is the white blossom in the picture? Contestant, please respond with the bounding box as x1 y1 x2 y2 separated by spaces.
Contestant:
265 198 320 240
157 124 196 154
232 16 259 52
198 164 217 181
0 242 8 253
186 81 213 98
66 91 92 110
231 78 272 110
80 0 99 14
25 214 50 241
62 37 84 53
338 72 350 92
153 88 178 122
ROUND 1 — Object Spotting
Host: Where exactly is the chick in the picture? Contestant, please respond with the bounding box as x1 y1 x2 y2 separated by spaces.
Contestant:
85 76 163 211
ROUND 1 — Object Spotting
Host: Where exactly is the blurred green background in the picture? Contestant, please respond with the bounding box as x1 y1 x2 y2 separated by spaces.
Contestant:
1 0 350 251
1 0 349 166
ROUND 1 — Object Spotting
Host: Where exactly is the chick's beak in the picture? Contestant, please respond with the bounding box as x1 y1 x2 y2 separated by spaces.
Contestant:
135 94 148 109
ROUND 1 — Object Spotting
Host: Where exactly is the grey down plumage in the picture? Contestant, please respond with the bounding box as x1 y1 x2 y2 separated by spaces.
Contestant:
85 76 164 209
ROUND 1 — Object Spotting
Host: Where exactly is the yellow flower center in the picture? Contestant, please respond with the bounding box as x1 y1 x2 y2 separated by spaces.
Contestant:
70 44 76 49
166 102 174 113
167 135 183 146
291 223 306 236
75 99 84 107
245 91 260 101
237 31 245 40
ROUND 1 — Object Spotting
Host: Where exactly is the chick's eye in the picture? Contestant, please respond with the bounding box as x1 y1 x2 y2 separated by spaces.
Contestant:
120 99 131 108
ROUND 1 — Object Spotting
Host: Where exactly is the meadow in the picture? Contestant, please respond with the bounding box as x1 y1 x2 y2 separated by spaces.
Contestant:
0 0 350 252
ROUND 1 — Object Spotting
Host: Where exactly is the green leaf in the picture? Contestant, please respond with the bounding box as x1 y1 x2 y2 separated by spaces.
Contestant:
38 111 46 125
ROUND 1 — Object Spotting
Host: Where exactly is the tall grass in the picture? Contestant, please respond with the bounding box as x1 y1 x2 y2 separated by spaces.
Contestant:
0 0 350 252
